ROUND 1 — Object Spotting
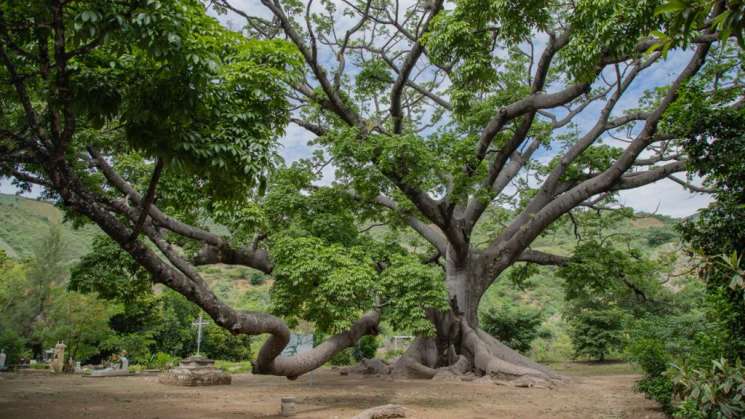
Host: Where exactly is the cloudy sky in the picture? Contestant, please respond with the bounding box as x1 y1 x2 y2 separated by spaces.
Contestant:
0 2 714 218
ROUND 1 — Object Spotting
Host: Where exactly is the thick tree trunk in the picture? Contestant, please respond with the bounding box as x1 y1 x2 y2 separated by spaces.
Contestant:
391 249 560 385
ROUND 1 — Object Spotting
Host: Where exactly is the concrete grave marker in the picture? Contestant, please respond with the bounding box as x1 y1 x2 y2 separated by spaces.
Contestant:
50 342 65 373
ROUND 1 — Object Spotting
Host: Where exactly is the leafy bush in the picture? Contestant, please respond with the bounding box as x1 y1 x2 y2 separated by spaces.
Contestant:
148 352 180 370
480 304 544 353
249 273 266 286
671 358 745 419
628 338 670 377
568 308 624 361
352 335 379 361
201 323 252 361
627 334 676 413
329 348 353 366
637 375 674 413
128 364 145 373
0 328 28 366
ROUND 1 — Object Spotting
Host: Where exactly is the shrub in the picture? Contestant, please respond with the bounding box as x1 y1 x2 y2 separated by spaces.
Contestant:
128 364 145 373
671 358 745 419
568 308 624 361
0 328 28 365
627 335 676 413
637 375 674 413
249 273 266 286
627 338 670 377
352 335 379 361
202 323 252 361
148 352 180 370
329 348 353 366
481 304 544 354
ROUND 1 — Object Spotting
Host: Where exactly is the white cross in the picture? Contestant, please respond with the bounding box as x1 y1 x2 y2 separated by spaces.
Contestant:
192 313 209 356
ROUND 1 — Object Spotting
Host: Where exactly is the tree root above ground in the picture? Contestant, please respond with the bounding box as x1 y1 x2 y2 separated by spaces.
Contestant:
343 325 563 389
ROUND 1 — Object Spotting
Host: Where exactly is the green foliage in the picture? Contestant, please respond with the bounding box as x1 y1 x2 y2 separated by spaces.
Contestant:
1 0 302 201
70 235 152 303
271 235 447 336
624 281 737 414
270 236 378 334
0 226 118 363
561 0 663 80
148 352 181 370
201 322 252 362
568 308 625 361
352 335 380 361
675 92 745 359
654 0 745 51
672 358 745 418
646 227 677 246
214 360 253 373
544 144 624 184
329 348 354 366
40 289 118 362
355 59 393 97
0 328 28 366
637 375 675 413
378 255 449 335
426 0 551 100
480 304 545 353
249 273 266 286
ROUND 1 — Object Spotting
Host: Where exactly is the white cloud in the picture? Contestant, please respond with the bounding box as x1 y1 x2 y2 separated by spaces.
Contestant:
618 178 713 217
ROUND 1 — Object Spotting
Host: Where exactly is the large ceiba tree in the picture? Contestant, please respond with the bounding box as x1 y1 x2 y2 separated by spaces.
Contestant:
1 0 742 384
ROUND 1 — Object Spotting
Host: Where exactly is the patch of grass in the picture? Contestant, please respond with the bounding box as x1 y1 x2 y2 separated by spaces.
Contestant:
214 360 252 373
547 360 642 376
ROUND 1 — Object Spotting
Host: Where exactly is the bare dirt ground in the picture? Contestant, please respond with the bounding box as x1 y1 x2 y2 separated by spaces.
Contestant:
0 363 665 419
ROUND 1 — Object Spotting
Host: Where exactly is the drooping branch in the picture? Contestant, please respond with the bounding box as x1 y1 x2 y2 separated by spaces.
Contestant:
87 148 273 272
667 174 715 193
128 157 164 241
59 151 378 381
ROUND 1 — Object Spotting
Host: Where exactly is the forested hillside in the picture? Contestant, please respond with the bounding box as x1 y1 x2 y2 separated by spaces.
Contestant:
0 194 97 263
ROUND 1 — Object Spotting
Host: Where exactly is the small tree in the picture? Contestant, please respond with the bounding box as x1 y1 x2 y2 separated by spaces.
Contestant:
568 308 625 361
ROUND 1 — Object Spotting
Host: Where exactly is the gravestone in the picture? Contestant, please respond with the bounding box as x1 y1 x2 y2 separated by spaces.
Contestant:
158 356 231 386
50 342 66 373
89 352 130 377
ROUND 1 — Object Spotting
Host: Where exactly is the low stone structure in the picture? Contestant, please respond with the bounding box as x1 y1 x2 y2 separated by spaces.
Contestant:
158 356 231 386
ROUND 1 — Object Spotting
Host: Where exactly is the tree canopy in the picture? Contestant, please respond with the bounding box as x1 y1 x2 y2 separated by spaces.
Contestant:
1 0 742 382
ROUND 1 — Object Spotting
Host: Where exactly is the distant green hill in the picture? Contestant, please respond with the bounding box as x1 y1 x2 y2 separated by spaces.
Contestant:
0 193 97 263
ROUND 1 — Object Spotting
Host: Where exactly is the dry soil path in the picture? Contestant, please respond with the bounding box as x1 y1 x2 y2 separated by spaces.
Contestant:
0 366 665 419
